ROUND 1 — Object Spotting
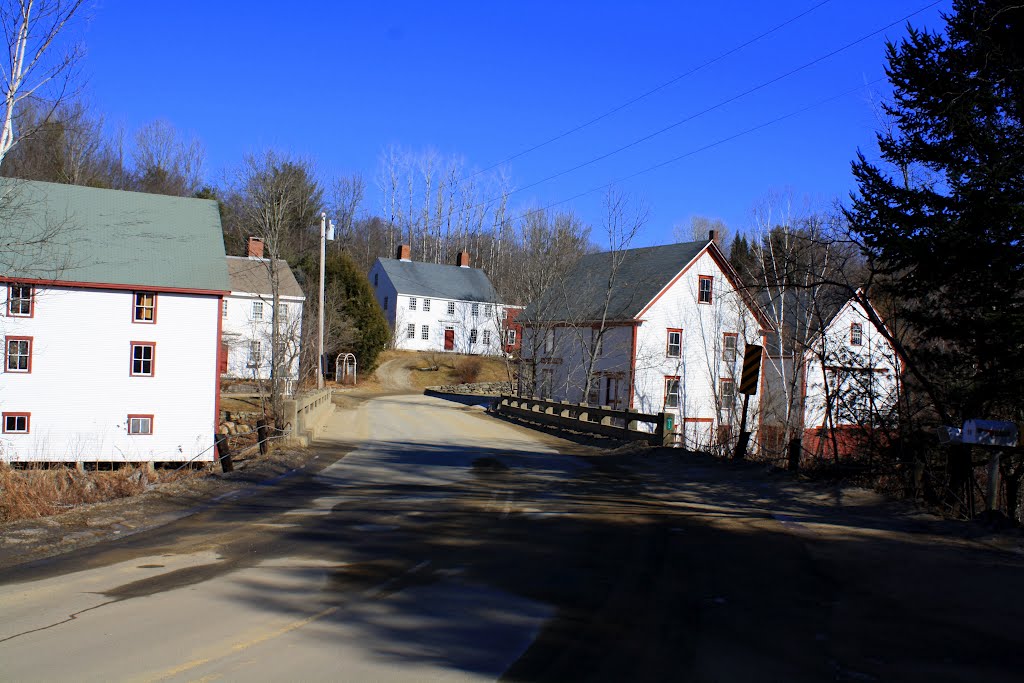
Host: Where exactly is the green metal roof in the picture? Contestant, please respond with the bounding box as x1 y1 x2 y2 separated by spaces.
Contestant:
0 179 230 292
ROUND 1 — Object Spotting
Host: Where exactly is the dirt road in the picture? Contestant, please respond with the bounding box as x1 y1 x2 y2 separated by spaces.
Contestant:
1 393 1022 681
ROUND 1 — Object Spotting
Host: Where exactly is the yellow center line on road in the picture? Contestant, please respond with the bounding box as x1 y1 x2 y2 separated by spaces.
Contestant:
141 605 338 682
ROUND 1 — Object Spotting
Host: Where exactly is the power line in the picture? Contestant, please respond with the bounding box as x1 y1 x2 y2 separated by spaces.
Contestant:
465 0 836 181
492 0 941 204
511 77 886 225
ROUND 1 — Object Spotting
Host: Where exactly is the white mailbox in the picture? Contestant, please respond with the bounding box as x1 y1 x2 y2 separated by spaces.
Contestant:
962 419 1018 447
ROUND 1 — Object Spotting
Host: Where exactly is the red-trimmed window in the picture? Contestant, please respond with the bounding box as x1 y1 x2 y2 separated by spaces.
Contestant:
2 412 30 434
130 342 155 377
666 329 682 358
5 336 32 373
664 376 681 409
720 378 736 407
698 276 713 304
133 292 157 323
128 414 153 435
7 284 33 317
850 323 863 346
722 333 738 362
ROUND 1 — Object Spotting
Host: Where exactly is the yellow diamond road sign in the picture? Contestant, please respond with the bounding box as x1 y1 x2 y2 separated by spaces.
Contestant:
739 344 763 396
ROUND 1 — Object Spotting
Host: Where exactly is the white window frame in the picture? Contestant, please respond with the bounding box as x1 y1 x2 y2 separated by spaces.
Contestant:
470 328 478 344
484 304 492 317
248 340 262 366
483 329 491 346
506 329 517 346
423 298 431 312
252 301 264 320
409 297 417 311
134 292 156 323
128 415 153 435
130 342 155 377
472 303 480 318
407 323 416 339
2 413 29 433
5 337 31 373
8 284 32 317
664 377 681 409
278 303 287 320
421 325 429 340
850 323 863 346
722 334 738 362
447 301 455 315
666 329 681 358
222 299 228 318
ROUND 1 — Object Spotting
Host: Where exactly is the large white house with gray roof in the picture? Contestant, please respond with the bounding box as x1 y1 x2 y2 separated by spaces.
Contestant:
520 234 772 452
369 245 506 355
0 179 229 463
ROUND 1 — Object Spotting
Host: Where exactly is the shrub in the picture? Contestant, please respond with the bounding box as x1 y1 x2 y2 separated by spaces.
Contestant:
453 356 482 384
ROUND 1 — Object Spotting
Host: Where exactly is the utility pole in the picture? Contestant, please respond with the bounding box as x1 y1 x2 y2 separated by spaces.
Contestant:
317 213 335 389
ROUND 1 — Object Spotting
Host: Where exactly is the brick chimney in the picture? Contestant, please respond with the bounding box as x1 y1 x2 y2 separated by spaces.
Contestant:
247 236 264 258
708 230 718 244
456 251 470 268
396 244 412 261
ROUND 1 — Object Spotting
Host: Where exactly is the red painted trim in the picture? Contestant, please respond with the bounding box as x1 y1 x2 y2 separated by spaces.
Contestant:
0 275 228 297
6 284 35 318
666 328 682 357
697 275 714 305
664 375 681 409
628 323 638 409
132 291 158 324
215 298 223 435
4 335 33 373
130 341 156 377
2 412 31 434
850 322 863 346
636 250 703 318
127 414 155 435
683 417 715 424
722 332 738 362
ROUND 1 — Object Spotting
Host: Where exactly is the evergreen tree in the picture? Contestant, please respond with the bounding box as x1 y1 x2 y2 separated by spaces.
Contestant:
845 0 1024 424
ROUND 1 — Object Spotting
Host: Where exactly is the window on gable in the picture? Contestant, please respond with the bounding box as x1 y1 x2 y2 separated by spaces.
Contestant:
409 297 417 311
423 298 431 312
850 323 863 346
2 412 30 434
666 329 682 358
373 273 379 287
128 415 153 435
664 376 681 409
134 292 156 322
472 303 479 318
252 301 263 320
7 285 33 317
222 299 228 318
698 276 713 305
421 325 429 340
447 301 455 315
720 378 736 407
722 333 738 362
5 336 32 373
470 328 478 344
407 323 416 339
130 342 155 376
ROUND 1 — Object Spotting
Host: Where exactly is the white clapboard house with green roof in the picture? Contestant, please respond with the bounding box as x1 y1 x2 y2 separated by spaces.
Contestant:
0 179 230 464
519 233 772 452
369 244 506 355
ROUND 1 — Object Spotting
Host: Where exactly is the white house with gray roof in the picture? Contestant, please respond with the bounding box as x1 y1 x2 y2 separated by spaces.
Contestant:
0 179 229 463
520 234 772 452
221 237 305 385
369 245 505 355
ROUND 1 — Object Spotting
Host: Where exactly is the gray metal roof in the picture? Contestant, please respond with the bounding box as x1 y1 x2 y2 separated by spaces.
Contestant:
0 179 229 292
226 256 305 299
523 241 707 322
377 257 500 303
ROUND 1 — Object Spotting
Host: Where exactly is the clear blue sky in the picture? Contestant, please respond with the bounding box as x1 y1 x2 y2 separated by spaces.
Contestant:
80 0 951 247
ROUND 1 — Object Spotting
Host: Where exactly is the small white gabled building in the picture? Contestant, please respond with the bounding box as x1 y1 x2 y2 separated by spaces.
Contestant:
0 180 229 463
801 293 902 456
221 237 305 385
520 235 771 452
369 245 505 355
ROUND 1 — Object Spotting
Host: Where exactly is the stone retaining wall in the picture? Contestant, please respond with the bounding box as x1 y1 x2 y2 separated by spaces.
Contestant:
428 381 516 396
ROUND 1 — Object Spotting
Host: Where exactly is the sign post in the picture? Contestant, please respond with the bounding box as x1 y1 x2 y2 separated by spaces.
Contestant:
732 343 763 460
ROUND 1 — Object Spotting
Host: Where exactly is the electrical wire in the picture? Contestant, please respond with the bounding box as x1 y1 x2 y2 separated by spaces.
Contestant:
465 0 838 181
510 77 886 223
487 0 941 205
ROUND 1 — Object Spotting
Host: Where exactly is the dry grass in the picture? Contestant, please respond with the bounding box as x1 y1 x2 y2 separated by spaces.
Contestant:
453 356 483 383
0 464 200 524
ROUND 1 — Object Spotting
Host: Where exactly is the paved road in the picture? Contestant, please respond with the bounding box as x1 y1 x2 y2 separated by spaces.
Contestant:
2 393 1024 681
